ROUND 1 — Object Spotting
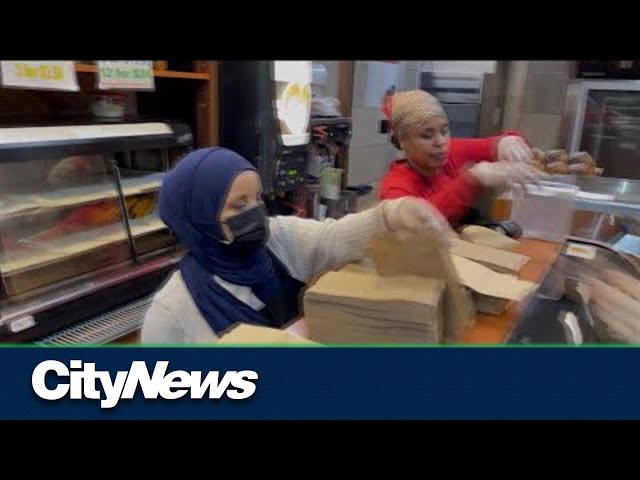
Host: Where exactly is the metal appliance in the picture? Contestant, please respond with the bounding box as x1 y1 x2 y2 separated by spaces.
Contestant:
420 72 484 137
308 116 353 219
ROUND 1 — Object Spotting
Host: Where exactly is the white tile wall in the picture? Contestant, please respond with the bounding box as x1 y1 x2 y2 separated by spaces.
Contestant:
352 61 369 108
350 107 388 148
347 144 390 186
364 62 384 107
382 63 399 92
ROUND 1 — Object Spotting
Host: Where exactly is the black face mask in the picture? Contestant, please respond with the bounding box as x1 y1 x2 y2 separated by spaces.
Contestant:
223 204 270 251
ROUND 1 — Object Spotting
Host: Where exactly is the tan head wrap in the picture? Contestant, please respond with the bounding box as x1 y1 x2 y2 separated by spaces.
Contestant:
390 90 447 142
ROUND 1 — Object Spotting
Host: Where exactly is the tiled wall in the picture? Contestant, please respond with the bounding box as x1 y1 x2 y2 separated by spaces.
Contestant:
503 61 573 150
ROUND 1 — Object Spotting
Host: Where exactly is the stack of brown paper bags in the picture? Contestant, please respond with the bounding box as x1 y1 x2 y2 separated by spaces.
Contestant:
303 232 475 344
304 267 448 343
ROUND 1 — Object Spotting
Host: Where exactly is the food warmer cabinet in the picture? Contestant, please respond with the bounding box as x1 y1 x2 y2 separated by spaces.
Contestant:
0 121 193 344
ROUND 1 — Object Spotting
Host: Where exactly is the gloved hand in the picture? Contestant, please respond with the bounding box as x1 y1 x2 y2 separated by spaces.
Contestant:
578 269 640 344
381 197 456 243
468 161 543 189
497 136 534 164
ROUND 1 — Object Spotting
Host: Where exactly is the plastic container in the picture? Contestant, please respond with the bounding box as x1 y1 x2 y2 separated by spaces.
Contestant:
321 196 348 219
509 181 581 242
90 93 127 119
320 167 344 200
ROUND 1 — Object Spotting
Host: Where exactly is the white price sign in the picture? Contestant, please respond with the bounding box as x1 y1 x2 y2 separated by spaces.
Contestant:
0 61 79 91
97 61 155 91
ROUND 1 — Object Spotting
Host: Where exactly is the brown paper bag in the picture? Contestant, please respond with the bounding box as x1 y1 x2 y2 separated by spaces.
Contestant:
449 254 538 316
218 323 320 345
449 238 530 274
459 225 521 252
365 233 475 342
304 267 447 343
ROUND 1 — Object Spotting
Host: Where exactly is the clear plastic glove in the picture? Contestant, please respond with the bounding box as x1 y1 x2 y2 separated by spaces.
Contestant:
468 161 543 189
497 136 534 164
381 197 457 244
579 269 640 344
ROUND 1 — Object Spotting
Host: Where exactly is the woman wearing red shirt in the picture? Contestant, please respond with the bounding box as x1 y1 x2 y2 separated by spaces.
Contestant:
379 90 541 227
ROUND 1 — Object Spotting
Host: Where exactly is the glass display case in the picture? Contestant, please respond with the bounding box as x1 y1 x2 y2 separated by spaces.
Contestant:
507 237 639 345
562 79 640 180
506 173 639 345
0 121 193 343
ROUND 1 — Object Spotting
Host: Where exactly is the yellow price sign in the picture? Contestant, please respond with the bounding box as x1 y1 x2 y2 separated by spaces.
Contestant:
1 61 79 91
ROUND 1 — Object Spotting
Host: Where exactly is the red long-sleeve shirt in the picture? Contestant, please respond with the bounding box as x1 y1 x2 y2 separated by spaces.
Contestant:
379 132 524 226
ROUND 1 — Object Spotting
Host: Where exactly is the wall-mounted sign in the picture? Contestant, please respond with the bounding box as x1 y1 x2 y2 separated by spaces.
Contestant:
0 61 79 91
97 61 155 91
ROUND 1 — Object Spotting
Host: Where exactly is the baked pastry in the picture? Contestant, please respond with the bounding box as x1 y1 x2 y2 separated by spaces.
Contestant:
532 160 546 172
544 149 568 164
568 151 596 166
531 148 546 162
545 161 569 174
568 162 597 175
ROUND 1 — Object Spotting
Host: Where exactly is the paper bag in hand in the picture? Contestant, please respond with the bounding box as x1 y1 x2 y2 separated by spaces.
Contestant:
365 233 475 343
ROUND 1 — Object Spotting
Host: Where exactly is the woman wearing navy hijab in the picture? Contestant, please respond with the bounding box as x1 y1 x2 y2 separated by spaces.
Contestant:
140 147 452 343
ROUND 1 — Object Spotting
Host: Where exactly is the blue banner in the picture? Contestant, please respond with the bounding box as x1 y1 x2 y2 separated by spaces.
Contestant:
0 346 639 420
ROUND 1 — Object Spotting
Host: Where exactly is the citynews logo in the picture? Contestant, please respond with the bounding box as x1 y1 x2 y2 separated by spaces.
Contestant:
31 360 258 409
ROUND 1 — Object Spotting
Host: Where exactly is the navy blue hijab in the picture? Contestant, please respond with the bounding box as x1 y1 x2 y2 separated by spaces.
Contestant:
158 147 278 334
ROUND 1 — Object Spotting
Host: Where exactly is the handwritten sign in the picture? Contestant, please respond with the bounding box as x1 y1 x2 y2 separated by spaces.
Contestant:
97 61 155 91
0 61 79 91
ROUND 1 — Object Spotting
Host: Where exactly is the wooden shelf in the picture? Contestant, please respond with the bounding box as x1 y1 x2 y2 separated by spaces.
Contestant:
74 64 211 81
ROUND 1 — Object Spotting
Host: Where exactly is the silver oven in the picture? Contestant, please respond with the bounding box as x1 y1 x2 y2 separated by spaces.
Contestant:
420 72 484 138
